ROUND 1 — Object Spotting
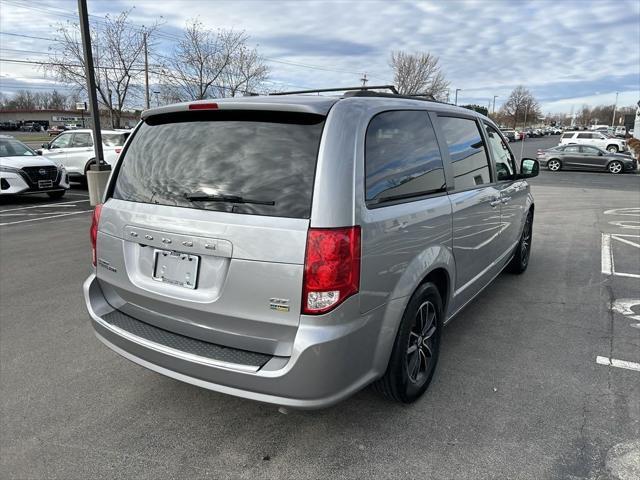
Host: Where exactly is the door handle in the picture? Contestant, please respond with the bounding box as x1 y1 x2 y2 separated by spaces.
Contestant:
489 198 501 207
501 196 512 204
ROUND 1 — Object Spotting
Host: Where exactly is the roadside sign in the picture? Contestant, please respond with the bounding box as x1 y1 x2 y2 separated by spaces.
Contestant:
76 102 87 111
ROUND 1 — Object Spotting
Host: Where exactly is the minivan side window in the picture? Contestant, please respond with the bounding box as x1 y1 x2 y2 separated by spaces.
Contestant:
439 116 492 189
365 110 446 204
577 133 592 139
485 125 516 180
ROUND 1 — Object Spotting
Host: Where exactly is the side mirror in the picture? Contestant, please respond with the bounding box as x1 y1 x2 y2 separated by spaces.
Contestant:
36 150 42 156
41 143 49 149
520 158 539 178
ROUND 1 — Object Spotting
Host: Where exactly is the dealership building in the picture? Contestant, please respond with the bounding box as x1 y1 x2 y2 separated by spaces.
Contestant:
0 108 140 129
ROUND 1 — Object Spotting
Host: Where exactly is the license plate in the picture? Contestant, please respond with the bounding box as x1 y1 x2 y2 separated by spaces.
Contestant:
152 249 199 289
38 180 53 189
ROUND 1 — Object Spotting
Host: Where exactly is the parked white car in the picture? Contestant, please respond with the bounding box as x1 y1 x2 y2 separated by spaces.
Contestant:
39 129 130 182
0 135 70 198
559 131 627 153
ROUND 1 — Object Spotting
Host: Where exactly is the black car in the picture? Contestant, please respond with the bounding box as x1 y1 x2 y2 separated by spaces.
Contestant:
537 145 637 174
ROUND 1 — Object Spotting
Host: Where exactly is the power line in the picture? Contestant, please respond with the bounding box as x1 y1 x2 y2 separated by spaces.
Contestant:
0 0 388 81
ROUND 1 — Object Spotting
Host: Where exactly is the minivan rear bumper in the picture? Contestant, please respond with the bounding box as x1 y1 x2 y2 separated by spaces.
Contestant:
84 273 387 409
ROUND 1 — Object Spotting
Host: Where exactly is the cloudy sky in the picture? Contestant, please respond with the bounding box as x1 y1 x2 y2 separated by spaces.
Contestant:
1 0 638 113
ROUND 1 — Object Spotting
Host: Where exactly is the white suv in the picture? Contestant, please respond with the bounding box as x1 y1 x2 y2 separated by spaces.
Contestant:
559 131 627 153
40 129 130 182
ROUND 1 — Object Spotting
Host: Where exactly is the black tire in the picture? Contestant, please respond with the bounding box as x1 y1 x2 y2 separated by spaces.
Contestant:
607 160 623 174
47 190 65 199
547 159 561 171
507 211 533 274
373 282 442 403
606 145 619 153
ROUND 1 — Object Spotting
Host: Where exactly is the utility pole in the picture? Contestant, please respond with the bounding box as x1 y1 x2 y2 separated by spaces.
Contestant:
78 0 108 205
144 32 150 110
360 73 368 87
611 91 619 127
493 95 498 114
454 88 461 106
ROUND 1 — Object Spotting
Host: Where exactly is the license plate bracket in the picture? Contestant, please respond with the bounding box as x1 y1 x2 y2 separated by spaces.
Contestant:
152 249 200 289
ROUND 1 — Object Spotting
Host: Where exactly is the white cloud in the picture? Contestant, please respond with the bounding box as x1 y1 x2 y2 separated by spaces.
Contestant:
0 0 638 111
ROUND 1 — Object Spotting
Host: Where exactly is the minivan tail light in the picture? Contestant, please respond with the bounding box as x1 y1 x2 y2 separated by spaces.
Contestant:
90 203 103 266
189 102 219 110
302 226 361 315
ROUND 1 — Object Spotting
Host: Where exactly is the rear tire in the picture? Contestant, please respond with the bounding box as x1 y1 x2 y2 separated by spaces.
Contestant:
47 190 65 199
547 159 561 171
507 211 533 274
606 145 619 153
373 283 442 403
607 160 623 174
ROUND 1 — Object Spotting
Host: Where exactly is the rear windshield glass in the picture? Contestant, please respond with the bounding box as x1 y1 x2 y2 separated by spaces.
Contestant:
112 111 325 218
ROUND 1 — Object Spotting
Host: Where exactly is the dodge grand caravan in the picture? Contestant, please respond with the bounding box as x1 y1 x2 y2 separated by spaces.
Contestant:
84 89 539 408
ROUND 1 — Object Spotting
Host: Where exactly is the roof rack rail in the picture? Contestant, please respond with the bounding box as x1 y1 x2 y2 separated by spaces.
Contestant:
343 91 437 102
269 85 399 96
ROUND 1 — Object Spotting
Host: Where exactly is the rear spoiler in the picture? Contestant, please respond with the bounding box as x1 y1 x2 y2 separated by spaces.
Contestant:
141 97 337 120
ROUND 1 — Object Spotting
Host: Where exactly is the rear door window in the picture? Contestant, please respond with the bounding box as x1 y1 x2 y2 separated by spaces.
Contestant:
365 110 446 204
577 133 593 139
561 133 575 140
102 133 128 146
438 116 492 189
112 110 325 219
71 133 93 147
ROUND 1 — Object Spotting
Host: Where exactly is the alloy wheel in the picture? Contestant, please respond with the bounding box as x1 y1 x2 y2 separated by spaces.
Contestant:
608 161 622 174
548 159 560 171
607 146 619 153
406 301 437 385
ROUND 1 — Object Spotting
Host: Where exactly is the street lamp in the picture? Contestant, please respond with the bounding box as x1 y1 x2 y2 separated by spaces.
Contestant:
454 88 462 106
611 92 619 127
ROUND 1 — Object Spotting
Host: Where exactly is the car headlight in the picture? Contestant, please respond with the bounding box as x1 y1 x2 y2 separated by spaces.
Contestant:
0 165 20 173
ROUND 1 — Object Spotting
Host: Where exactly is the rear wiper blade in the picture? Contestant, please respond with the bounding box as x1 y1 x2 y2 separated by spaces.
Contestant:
184 192 275 206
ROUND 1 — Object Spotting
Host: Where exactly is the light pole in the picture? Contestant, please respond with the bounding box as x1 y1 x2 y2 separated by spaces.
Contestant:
611 91 619 127
454 88 461 106
493 95 498 114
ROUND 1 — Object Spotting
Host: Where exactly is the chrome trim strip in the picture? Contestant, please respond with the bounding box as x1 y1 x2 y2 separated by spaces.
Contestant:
92 310 261 373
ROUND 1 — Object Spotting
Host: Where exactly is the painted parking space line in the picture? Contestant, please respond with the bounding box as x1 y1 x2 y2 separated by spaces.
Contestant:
596 356 640 372
0 199 90 213
601 233 640 279
0 210 93 226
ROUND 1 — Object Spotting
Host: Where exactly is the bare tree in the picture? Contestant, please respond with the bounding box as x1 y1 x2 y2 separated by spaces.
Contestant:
47 10 156 127
389 51 449 99
499 86 541 128
162 20 251 101
220 44 269 97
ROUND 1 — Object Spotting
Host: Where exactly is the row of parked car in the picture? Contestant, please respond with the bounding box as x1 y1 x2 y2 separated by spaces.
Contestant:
536 127 636 174
500 126 563 142
0 129 129 198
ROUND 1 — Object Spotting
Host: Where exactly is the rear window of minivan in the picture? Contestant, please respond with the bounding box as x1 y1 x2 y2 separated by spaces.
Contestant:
111 110 325 218
561 133 575 140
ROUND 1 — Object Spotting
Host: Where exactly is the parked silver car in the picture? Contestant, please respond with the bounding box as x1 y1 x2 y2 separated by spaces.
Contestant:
84 90 539 408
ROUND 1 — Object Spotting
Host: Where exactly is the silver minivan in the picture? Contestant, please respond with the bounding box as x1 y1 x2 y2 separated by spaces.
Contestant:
84 90 539 408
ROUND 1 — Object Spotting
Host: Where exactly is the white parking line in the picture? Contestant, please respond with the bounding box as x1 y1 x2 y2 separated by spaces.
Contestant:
601 233 612 275
0 210 93 226
596 356 640 372
0 199 90 213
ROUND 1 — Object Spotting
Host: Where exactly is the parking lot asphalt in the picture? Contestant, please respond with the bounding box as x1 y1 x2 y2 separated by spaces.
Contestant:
1 136 639 479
